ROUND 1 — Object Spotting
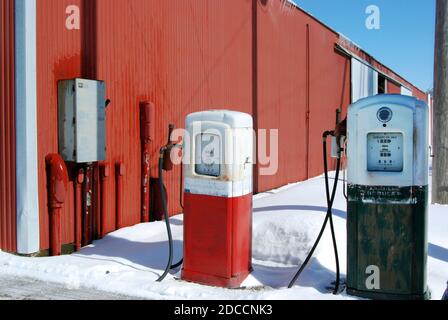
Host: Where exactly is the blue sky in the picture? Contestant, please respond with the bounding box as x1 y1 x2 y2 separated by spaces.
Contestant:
292 0 436 91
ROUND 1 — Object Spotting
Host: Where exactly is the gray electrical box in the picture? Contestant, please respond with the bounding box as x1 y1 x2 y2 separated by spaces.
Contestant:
58 78 106 163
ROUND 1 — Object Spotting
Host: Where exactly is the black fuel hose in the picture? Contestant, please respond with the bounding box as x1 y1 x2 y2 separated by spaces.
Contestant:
323 132 341 294
170 258 183 269
156 146 185 281
156 150 174 282
288 131 341 294
325 144 341 294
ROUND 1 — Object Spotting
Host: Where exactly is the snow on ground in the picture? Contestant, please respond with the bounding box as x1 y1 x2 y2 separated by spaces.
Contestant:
0 173 447 300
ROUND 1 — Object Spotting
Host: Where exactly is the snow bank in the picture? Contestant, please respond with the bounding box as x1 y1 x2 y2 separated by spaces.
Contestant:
253 211 323 266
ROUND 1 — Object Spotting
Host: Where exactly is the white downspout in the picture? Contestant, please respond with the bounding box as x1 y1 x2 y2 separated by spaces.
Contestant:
15 0 40 254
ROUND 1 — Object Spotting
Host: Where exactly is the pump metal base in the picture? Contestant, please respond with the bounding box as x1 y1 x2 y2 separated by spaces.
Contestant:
346 288 431 300
181 268 251 289
346 185 429 301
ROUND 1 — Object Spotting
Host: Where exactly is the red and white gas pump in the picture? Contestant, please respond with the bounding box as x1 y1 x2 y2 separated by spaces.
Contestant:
181 110 253 288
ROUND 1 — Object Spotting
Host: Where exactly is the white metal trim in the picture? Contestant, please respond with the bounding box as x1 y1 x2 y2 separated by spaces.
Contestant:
337 44 408 90
15 0 40 254
351 58 379 103
401 86 413 96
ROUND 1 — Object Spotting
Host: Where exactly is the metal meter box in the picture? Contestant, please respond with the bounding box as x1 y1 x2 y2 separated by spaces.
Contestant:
58 79 106 163
346 94 429 300
182 110 253 288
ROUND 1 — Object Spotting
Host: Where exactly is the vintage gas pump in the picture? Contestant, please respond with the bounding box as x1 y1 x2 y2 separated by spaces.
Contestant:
180 110 253 288
346 94 429 300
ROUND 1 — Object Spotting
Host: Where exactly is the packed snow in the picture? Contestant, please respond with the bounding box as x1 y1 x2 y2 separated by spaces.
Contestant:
0 172 447 300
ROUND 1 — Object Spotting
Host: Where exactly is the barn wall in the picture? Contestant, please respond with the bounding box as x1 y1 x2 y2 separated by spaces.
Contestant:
36 0 253 249
256 0 308 192
388 81 402 94
255 0 350 192
307 13 351 178
36 0 83 249
31 0 426 251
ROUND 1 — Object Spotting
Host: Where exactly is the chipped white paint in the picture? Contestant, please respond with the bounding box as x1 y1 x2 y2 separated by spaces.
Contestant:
184 111 253 198
347 95 429 187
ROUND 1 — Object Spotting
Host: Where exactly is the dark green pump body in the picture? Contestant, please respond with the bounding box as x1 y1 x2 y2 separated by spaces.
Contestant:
345 94 429 300
346 185 429 300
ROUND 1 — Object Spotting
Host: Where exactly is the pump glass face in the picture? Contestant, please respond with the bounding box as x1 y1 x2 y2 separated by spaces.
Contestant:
367 132 403 172
195 133 221 177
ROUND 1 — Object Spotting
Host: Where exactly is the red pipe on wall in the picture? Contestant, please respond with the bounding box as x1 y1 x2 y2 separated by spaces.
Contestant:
75 169 84 251
45 154 68 256
93 165 101 240
100 162 110 238
50 212 61 256
141 143 151 222
140 102 154 223
115 162 125 229
82 165 93 246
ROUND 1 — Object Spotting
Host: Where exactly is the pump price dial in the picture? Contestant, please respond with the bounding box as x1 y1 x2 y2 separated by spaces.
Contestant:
367 132 403 172
195 133 221 177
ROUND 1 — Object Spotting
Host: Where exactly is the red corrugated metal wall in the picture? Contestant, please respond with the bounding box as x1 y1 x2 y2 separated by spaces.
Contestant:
0 0 17 253
36 0 83 250
256 0 308 192
256 0 350 192
388 81 402 94
36 0 253 250
307 11 351 178
33 0 426 251
97 0 252 232
413 89 428 102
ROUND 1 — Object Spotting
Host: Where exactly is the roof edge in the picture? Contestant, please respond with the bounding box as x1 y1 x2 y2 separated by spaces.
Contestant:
284 0 429 95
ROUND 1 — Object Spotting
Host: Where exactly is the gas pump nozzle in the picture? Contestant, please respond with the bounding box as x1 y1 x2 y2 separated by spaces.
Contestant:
160 124 183 171
161 124 175 171
331 109 347 159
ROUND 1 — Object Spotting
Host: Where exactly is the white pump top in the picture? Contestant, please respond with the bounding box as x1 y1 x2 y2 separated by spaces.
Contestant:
186 110 253 128
347 94 429 187
184 110 253 198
